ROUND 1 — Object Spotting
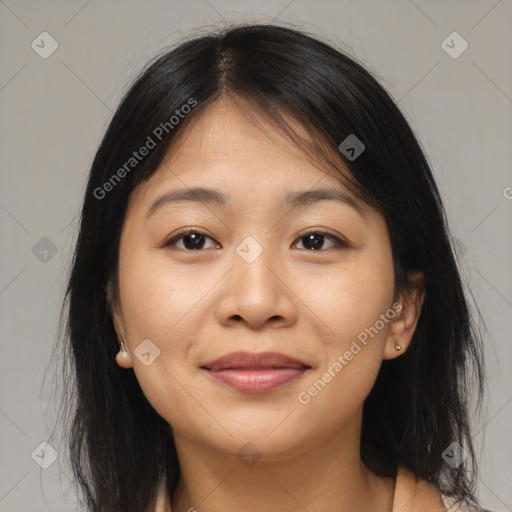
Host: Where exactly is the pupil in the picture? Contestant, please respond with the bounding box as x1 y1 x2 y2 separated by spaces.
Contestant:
304 233 323 250
184 233 204 250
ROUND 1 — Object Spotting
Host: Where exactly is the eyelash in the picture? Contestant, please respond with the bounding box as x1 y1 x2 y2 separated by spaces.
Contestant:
162 227 350 252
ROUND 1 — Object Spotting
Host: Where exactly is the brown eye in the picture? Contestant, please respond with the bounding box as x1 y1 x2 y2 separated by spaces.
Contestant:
163 228 348 252
164 229 219 251
293 231 348 251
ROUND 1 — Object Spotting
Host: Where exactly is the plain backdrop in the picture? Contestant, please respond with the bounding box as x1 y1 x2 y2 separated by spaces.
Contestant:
0 1 511 511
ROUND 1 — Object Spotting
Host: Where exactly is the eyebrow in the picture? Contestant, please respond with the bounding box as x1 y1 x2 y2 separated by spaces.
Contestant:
146 186 366 219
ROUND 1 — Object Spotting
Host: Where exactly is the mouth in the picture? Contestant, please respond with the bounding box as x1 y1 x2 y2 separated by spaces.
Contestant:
200 351 311 393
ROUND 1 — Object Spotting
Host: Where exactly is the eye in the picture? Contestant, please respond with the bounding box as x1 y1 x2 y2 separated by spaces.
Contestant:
292 230 349 251
163 229 219 251
162 228 349 252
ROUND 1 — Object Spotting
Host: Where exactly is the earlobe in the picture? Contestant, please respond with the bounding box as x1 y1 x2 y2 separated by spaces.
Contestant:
383 270 425 360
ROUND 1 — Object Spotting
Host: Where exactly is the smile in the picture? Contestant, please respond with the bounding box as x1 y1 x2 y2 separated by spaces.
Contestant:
200 351 311 393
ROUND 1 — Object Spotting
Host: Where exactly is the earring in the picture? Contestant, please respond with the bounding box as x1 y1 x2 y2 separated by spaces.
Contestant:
395 344 402 351
119 340 128 357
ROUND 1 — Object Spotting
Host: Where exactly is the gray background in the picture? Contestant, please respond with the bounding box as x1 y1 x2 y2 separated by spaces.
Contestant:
1 1 511 511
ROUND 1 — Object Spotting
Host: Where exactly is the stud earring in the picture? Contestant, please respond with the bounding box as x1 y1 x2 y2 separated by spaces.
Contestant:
395 344 402 351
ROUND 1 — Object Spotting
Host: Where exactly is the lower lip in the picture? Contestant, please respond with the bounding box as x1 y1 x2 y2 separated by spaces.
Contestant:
204 368 308 393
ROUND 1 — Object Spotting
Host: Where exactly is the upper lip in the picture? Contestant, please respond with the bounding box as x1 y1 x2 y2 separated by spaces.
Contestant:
201 351 311 371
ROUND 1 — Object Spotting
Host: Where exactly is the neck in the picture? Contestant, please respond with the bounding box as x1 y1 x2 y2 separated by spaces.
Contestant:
168 410 395 512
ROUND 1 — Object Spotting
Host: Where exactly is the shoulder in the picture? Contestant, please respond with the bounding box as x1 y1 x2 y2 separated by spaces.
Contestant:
442 494 493 512
154 477 172 512
393 466 492 512
393 466 447 511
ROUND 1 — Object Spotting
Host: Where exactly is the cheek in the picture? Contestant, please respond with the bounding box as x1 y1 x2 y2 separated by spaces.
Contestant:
296 246 395 349
118 245 206 344
293 256 396 433
116 248 202 426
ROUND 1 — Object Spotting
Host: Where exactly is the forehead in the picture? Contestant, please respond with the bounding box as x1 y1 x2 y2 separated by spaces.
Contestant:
127 97 366 217
162 98 331 178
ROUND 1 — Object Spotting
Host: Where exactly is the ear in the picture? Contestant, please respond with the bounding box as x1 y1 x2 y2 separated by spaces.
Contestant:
383 270 425 360
105 278 133 369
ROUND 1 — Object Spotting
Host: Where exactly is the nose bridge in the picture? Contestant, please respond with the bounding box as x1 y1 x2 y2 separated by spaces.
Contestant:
233 234 279 297
214 232 297 328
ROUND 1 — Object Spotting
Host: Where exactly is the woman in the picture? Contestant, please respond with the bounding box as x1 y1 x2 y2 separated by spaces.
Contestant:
58 23 488 511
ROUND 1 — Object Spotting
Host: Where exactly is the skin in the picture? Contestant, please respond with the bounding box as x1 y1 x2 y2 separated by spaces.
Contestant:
108 96 425 512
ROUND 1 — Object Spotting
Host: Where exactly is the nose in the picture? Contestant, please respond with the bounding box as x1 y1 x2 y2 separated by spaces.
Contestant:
214 240 298 330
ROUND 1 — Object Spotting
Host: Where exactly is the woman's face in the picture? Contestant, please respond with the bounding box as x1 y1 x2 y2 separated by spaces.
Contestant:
110 97 421 459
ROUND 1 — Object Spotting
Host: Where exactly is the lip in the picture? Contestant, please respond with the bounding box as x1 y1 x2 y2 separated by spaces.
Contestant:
201 351 311 393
